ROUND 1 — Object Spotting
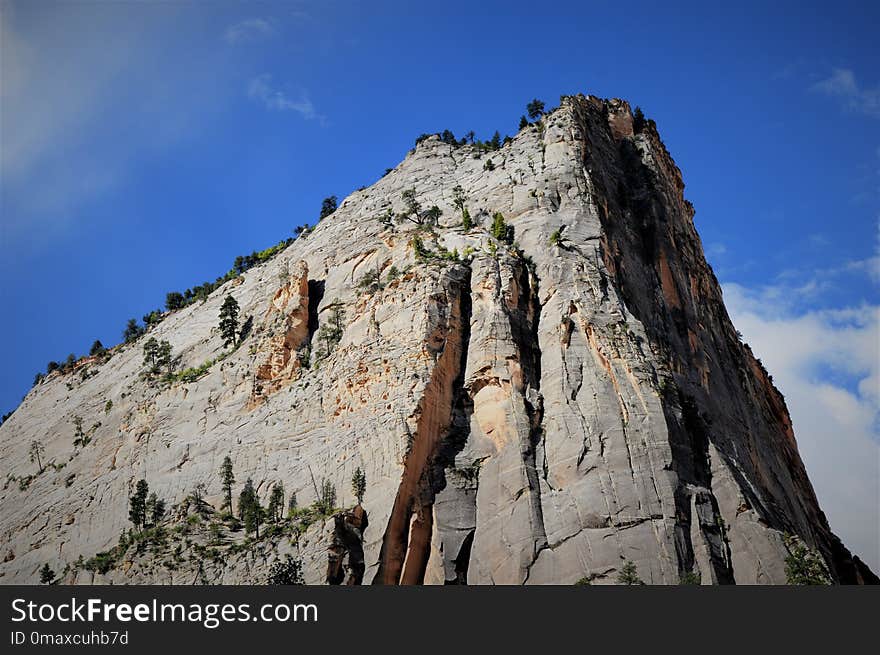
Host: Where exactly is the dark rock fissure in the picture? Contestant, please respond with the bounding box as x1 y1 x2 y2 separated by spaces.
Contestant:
372 266 473 584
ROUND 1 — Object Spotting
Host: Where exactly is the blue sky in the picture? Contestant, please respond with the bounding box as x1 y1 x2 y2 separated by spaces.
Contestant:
1 0 877 569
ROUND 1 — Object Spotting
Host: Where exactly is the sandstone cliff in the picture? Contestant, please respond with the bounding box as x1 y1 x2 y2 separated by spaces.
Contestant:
0 95 875 585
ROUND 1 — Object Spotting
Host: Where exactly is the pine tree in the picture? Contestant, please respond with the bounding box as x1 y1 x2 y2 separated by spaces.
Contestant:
351 467 366 505
632 106 646 132
166 291 185 311
219 295 240 348
28 440 45 472
527 98 545 120
39 563 55 585
317 479 336 515
89 340 106 357
267 483 285 523
319 196 338 220
784 535 832 585
129 479 149 530
143 337 159 368
287 491 298 518
519 115 529 130
491 212 513 244
617 560 644 585
123 318 144 343
145 492 165 525
220 455 235 513
239 479 265 538
238 478 256 521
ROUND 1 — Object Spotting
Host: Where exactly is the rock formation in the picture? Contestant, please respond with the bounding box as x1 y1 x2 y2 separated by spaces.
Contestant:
0 94 875 585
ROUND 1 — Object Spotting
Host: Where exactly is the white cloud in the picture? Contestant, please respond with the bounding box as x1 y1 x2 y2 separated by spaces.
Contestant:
811 68 880 118
247 74 319 120
223 18 275 45
723 282 879 572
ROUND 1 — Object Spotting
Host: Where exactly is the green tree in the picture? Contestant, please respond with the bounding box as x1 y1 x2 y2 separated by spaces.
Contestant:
129 479 149 530
146 492 166 525
89 340 106 357
143 338 172 375
679 571 701 585
39 563 55 585
784 535 832 585
483 158 495 171
632 106 646 132
220 455 235 513
491 212 513 244
238 478 256 521
423 205 442 226
617 560 644 585
351 467 366 505
548 228 563 246
489 131 501 150
401 188 423 224
268 555 304 585
461 207 473 231
123 318 144 344
219 295 240 348
315 302 345 361
165 291 185 311
519 115 529 130
142 309 163 328
240 479 265 538
319 196 338 220
527 99 545 120
452 185 466 214
28 440 45 472
317 479 336 515
287 491 298 517
267 483 285 523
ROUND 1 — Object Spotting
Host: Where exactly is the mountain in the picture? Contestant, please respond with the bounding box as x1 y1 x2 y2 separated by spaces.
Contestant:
0 94 875 585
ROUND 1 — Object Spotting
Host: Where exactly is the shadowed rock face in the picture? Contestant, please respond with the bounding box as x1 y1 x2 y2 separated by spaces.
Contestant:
0 94 875 585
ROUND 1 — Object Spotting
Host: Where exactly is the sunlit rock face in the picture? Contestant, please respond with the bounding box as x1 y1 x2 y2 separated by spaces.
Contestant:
1 95 875 585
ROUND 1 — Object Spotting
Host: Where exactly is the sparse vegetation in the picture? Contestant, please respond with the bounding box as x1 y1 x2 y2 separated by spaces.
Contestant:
316 479 337 515
679 571 701 585
28 440 45 473
314 302 345 364
617 560 644 585
784 534 832 585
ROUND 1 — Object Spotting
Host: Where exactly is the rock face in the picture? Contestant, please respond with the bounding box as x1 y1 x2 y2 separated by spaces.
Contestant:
0 95 875 585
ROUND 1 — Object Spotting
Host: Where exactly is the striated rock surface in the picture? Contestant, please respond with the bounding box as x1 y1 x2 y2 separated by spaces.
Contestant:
0 94 875 585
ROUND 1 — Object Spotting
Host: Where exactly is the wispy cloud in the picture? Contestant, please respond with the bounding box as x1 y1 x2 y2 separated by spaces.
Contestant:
810 68 880 118
247 74 319 121
223 18 275 45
